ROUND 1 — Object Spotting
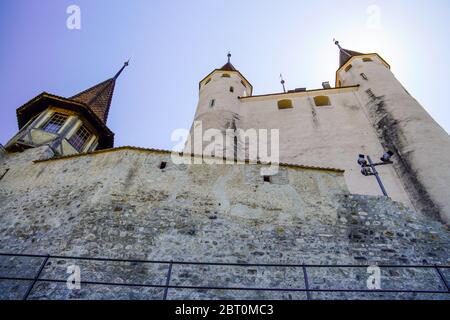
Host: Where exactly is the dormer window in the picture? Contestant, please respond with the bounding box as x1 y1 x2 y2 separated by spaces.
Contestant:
345 64 353 72
222 73 231 78
68 125 92 152
205 78 211 86
41 113 68 134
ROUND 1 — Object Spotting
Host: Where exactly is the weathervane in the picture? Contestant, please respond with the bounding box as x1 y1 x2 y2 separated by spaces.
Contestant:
280 74 286 93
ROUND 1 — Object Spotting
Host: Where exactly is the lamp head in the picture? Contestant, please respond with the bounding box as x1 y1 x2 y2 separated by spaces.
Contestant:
381 151 394 163
358 154 367 166
361 167 372 176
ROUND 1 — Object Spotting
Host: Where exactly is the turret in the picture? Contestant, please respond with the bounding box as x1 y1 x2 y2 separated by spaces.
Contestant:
185 53 252 160
335 41 450 223
4 61 128 156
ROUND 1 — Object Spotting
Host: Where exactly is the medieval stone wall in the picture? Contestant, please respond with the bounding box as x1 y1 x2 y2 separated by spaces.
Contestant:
0 147 448 300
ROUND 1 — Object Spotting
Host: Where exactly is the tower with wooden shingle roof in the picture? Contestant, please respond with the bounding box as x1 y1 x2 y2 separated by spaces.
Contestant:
4 62 128 156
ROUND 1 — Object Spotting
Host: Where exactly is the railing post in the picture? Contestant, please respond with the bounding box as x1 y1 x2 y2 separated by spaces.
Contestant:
163 261 173 300
302 265 312 300
23 254 50 300
434 266 450 293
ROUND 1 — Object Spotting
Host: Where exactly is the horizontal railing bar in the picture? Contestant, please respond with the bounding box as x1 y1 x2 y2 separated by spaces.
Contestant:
1 252 448 269
0 276 448 295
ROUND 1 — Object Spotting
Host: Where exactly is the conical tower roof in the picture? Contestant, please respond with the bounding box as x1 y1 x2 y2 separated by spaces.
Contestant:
70 61 128 123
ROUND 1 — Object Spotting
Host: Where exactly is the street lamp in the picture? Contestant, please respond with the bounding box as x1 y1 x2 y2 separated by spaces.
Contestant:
357 151 394 197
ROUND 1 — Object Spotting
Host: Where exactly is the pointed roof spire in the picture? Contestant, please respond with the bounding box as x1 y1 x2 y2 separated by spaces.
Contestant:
220 51 237 72
334 39 364 67
70 60 129 123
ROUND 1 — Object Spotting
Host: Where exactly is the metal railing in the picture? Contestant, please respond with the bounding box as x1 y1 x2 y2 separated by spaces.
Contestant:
0 252 448 300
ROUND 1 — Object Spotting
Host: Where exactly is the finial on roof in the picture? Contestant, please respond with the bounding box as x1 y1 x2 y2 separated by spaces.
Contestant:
227 51 231 64
280 74 286 93
113 59 130 80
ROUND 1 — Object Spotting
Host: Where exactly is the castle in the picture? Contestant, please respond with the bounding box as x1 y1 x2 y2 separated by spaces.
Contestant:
0 43 449 300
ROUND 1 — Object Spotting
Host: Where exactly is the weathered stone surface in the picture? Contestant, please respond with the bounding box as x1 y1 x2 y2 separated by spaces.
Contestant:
0 147 448 300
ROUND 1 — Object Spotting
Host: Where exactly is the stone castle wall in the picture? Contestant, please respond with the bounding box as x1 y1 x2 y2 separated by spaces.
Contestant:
0 147 448 300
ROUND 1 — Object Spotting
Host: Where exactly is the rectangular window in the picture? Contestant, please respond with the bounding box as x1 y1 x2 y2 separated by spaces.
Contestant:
41 113 68 134
68 125 92 152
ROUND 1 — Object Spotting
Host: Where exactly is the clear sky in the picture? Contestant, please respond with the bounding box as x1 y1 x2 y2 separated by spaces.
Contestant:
1 0 450 150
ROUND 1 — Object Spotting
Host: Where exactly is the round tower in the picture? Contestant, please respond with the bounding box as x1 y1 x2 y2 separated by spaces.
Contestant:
185 54 253 160
336 43 450 223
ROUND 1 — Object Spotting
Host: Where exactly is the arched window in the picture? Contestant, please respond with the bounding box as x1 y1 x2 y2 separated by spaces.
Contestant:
277 99 293 109
345 64 353 72
362 57 373 62
314 96 331 107
222 73 231 78
229 86 234 92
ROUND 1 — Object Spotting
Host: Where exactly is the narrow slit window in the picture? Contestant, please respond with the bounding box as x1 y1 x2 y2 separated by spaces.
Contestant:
360 73 368 80
68 125 92 152
345 64 353 72
210 99 215 107
41 113 68 134
314 96 331 107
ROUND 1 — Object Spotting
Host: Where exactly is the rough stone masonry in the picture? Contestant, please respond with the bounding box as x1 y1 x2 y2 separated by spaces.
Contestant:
0 146 449 300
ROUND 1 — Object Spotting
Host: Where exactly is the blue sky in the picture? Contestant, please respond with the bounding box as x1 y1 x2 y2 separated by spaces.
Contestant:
1 0 450 150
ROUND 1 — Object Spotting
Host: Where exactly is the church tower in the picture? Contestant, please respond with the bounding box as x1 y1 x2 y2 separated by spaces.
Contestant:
4 62 128 156
185 53 252 160
335 41 450 223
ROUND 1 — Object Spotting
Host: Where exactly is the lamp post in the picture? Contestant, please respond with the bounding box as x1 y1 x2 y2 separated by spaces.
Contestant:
358 151 394 197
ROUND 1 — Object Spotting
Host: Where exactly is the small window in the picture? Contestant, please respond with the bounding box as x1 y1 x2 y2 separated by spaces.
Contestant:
345 64 353 72
222 73 231 78
41 113 68 134
229 86 234 93
277 99 293 110
210 99 215 107
314 96 331 107
159 161 167 170
263 176 271 183
362 57 373 62
205 78 211 86
68 125 92 152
